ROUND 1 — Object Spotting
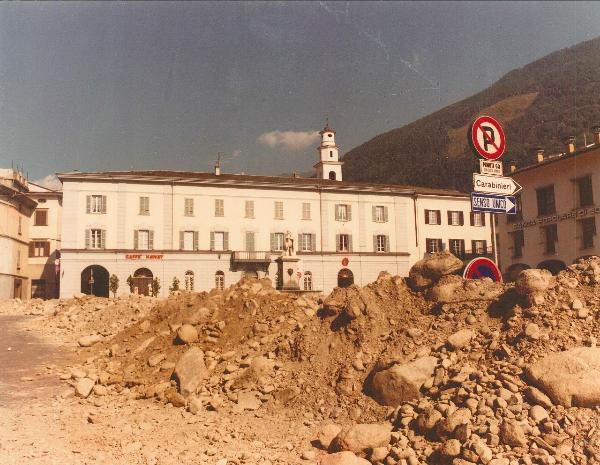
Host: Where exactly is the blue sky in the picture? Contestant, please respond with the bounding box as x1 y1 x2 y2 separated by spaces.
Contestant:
2 1 600 186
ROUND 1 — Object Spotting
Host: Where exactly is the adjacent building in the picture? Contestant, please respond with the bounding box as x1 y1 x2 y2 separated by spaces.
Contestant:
26 182 63 299
57 125 493 297
498 127 600 279
0 169 37 299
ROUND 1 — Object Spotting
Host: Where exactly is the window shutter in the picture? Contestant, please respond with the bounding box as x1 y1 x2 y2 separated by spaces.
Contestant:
193 231 199 250
44 242 50 257
424 209 430 224
29 242 35 257
223 232 229 250
179 231 184 250
86 196 91 214
459 212 464 226
384 206 388 222
347 205 352 221
348 235 353 252
149 230 154 250
335 234 340 252
373 235 377 252
85 229 90 249
101 230 106 249
483 240 488 250
311 233 316 251
134 230 139 250
470 213 474 226
297 233 301 251
447 211 452 224
335 205 340 220
385 236 390 253
437 211 442 225
270 233 276 251
101 196 107 214
372 206 377 222
482 213 486 226
210 232 215 251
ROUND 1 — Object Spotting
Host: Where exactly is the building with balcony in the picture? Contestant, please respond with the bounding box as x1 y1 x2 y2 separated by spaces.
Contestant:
57 124 492 297
0 168 37 299
498 127 600 279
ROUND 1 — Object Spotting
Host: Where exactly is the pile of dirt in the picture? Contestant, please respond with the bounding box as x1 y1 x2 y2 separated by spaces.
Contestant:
15 252 600 465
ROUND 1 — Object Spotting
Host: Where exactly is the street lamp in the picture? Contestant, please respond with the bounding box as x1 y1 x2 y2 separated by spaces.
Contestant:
88 269 94 295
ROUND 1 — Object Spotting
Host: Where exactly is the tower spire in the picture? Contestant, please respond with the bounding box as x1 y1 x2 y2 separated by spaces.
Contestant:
314 121 343 181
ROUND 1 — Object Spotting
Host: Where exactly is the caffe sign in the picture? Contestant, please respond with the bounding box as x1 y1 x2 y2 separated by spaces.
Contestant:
125 254 164 260
512 206 600 230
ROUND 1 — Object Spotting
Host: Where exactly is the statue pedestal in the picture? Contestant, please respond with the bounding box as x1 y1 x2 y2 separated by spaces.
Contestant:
276 256 300 290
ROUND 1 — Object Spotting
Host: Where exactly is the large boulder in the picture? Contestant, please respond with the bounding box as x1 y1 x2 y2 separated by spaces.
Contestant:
319 451 371 465
370 356 438 406
330 423 392 454
408 252 463 290
515 268 554 306
172 347 208 396
525 347 600 407
427 275 504 303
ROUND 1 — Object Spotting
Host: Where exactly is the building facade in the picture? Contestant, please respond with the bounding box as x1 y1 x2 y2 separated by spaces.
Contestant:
498 128 600 279
0 169 37 299
26 182 62 299
57 127 492 297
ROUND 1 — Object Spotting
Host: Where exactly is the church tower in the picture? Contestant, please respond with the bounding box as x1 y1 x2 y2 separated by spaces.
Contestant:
314 121 343 181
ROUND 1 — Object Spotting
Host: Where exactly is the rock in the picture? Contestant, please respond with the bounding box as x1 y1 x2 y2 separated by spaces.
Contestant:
370 356 438 406
165 389 186 407
176 324 198 344
524 386 553 409
440 439 461 457
172 347 208 396
416 408 443 432
447 329 474 350
188 397 203 415
318 451 371 465
437 408 472 438
318 424 343 450
473 440 493 464
408 251 463 290
525 347 600 407
148 353 166 367
529 405 549 423
524 323 541 340
516 269 554 295
75 378 95 398
577 308 590 319
93 385 108 396
370 447 388 462
236 391 261 411
331 423 392 454
77 334 102 347
500 420 527 447
488 459 510 465
139 320 151 332
427 275 503 303
571 298 584 310
301 450 316 460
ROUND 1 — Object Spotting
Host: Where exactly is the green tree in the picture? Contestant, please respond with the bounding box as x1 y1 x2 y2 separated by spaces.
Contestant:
152 277 161 297
126 275 134 293
169 276 180 294
109 274 119 298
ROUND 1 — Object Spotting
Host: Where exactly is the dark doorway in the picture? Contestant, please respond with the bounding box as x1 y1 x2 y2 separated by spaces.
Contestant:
337 268 354 288
81 265 109 297
328 171 337 181
133 268 153 296
537 260 566 275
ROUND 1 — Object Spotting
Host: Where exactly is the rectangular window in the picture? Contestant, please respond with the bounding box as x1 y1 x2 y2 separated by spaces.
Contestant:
536 186 556 216
29 240 50 257
137 230 150 250
375 234 389 252
426 238 443 253
335 204 351 221
245 200 254 218
183 231 194 250
245 231 255 252
34 209 48 226
299 233 315 252
373 206 388 223
270 233 284 252
425 209 441 225
214 199 224 217
88 229 105 249
471 212 485 227
18 216 22 235
577 176 594 207
337 234 351 252
139 196 150 215
472 240 487 255
542 224 558 254
448 211 464 226
580 217 596 249
274 201 284 219
211 231 228 251
449 239 465 258
510 231 524 258
184 198 194 217
302 202 311 220
87 195 107 214
16 249 21 271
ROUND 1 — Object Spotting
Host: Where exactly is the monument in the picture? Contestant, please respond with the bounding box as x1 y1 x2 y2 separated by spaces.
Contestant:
276 230 300 290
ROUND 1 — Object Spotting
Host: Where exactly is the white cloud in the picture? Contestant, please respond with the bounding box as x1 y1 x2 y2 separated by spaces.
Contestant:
33 174 62 191
257 130 320 151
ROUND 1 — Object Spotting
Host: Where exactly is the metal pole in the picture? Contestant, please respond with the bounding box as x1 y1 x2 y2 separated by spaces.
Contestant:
491 213 498 265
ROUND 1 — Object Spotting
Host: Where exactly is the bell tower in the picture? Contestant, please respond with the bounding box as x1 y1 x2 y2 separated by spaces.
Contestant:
314 121 343 181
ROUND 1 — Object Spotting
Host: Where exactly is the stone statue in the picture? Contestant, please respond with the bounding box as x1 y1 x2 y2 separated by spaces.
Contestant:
284 230 295 256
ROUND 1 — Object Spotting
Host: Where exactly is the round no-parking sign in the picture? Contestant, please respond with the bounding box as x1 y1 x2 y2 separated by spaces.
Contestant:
470 115 505 160
463 257 502 282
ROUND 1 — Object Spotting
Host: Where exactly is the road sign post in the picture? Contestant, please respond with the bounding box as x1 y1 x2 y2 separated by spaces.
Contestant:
463 257 503 282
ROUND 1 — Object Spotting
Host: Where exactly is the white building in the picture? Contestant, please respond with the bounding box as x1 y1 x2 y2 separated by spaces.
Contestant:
26 182 63 299
57 125 492 297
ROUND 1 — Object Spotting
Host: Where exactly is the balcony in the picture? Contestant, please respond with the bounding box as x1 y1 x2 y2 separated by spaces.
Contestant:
231 251 272 263
455 246 495 261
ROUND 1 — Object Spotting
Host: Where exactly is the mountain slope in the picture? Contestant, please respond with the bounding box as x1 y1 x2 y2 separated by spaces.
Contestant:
342 37 600 191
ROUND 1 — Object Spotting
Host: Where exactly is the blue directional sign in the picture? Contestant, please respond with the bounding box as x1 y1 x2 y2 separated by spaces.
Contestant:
471 192 516 215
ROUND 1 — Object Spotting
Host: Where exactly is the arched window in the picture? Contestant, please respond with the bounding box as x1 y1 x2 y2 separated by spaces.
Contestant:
184 270 194 291
328 171 336 181
215 270 225 290
303 271 313 291
337 268 354 288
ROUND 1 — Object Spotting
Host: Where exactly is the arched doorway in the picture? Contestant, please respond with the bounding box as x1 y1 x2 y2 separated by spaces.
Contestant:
337 268 354 288
505 263 530 282
328 171 337 181
81 265 109 297
537 260 567 275
133 268 153 296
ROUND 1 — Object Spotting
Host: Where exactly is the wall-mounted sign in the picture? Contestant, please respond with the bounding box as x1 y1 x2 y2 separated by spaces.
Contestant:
511 206 600 230
479 159 503 176
473 173 522 196
125 254 164 260
341 257 349 266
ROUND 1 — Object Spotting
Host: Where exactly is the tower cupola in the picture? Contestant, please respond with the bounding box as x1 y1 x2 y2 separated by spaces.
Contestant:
314 120 343 181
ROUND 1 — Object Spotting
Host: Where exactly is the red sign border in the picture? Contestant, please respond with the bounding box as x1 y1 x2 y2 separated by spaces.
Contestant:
470 115 506 160
463 257 502 282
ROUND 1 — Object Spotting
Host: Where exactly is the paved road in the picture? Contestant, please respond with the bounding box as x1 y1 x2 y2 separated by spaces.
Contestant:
0 315 65 406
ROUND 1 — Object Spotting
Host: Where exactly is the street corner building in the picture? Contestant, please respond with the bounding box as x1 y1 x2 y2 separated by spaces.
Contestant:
498 128 600 280
56 125 493 298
